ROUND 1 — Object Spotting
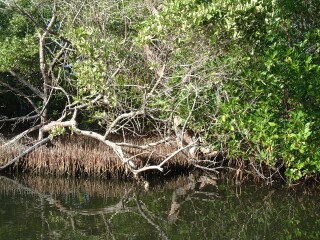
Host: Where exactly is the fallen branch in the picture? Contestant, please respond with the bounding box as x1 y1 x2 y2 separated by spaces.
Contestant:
117 136 173 150
1 123 44 148
0 135 53 172
131 140 198 175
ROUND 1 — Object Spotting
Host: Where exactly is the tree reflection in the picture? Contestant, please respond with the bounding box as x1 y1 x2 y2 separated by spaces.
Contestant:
0 175 319 239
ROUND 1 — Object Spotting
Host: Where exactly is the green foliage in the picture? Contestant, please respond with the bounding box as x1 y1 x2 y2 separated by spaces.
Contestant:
0 34 38 72
137 0 320 181
1 0 320 181
50 126 66 137
0 2 38 72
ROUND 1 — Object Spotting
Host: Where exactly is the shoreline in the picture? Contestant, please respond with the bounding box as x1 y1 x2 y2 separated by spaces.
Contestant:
1 134 319 184
1 134 190 178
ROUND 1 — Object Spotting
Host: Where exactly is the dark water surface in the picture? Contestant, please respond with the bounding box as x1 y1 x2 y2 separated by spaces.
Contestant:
0 174 319 240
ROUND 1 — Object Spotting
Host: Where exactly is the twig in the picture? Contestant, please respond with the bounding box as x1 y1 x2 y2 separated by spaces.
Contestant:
131 140 198 175
104 110 145 139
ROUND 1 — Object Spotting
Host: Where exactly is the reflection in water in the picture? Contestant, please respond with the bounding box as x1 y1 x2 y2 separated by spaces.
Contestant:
0 174 319 240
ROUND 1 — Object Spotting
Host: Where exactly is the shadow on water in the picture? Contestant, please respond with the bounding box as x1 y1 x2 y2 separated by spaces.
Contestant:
0 173 320 240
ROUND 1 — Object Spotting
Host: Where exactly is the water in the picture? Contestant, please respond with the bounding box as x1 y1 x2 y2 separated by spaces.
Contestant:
0 174 319 240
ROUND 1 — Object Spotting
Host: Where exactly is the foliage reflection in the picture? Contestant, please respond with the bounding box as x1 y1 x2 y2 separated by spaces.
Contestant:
0 175 319 240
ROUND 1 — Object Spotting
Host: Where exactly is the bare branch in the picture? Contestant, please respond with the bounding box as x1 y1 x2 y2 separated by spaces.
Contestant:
104 109 145 139
0 135 53 172
7 71 45 100
1 123 44 147
0 114 39 123
117 136 173 150
0 80 40 115
73 128 130 168
67 94 103 110
41 120 77 132
132 140 198 175
10 1 71 43
48 42 69 76
191 164 219 173
146 64 166 100
49 85 71 107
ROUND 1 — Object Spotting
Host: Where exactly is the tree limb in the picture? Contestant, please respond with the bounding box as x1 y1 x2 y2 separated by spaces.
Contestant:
104 109 145 139
117 136 173 150
131 140 198 175
0 135 53 172
8 70 45 100
1 123 44 147
0 114 39 123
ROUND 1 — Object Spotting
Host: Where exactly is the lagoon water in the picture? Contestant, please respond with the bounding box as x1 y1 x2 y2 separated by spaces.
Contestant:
0 174 319 240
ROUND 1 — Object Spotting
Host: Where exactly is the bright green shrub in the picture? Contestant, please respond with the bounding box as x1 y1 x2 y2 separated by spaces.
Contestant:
137 0 320 181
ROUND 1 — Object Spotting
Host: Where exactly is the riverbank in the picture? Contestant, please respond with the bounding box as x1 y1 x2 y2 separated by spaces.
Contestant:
1 134 319 184
0 135 190 178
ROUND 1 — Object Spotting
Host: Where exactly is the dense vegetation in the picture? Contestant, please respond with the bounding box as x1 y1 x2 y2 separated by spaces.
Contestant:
0 0 319 182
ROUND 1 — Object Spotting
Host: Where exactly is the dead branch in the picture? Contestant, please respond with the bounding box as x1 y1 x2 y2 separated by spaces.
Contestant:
0 80 40 113
131 140 198 175
49 85 71 107
0 114 39 123
41 120 77 132
146 64 166 100
67 94 102 110
117 136 173 150
9 0 71 43
104 109 145 139
1 123 44 148
48 42 69 76
8 70 45 100
191 164 219 173
0 135 53 172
